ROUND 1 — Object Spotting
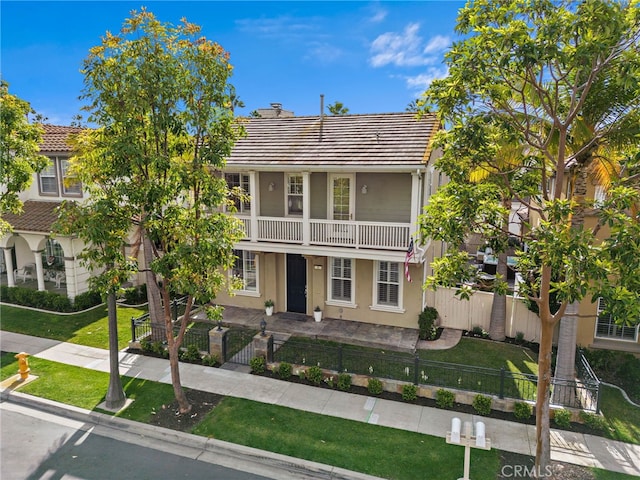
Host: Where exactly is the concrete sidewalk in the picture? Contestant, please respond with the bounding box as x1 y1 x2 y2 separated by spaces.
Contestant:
2 331 640 477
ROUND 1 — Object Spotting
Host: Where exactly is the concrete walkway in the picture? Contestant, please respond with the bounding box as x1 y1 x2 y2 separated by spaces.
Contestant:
2 331 640 477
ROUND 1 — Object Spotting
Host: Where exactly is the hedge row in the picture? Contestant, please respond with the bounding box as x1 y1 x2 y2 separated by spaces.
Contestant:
0 285 102 312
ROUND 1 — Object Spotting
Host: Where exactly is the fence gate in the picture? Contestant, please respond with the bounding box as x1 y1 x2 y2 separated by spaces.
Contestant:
223 328 256 365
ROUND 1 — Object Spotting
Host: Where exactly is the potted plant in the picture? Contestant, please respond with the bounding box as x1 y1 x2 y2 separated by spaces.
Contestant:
264 299 274 316
313 305 322 322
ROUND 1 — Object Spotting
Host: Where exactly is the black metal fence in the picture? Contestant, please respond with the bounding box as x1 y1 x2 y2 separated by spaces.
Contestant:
272 338 600 411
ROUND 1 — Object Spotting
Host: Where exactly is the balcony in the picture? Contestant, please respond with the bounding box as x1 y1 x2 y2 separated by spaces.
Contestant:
237 216 411 251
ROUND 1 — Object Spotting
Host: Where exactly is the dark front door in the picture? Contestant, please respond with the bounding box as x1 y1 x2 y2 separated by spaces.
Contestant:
286 254 307 313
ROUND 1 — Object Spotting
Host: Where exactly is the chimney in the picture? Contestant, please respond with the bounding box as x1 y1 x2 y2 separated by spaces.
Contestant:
319 94 324 142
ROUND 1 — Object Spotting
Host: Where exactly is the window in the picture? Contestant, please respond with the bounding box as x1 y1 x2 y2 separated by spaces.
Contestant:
225 173 251 213
595 298 638 342
287 175 303 215
330 257 352 303
594 185 606 206
376 261 400 307
60 159 82 195
42 239 64 270
39 161 58 195
232 249 257 292
38 156 82 197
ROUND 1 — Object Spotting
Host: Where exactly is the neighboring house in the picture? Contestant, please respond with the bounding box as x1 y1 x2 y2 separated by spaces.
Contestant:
1 125 90 300
214 109 444 329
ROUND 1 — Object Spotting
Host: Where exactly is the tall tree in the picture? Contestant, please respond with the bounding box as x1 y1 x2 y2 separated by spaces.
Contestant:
418 0 640 474
327 101 349 115
0 81 48 236
63 9 245 413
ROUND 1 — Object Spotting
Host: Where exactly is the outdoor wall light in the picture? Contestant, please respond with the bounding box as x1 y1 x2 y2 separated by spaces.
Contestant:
361 185 368 194
260 317 267 336
268 182 276 191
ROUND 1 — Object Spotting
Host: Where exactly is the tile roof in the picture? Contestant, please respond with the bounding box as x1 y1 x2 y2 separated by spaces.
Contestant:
39 124 83 153
227 112 439 168
3 200 62 233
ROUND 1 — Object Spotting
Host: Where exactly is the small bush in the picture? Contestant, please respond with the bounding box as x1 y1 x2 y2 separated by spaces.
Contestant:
513 402 532 420
122 285 147 305
140 337 152 352
324 376 334 388
202 354 218 367
579 411 609 432
553 409 572 429
249 356 266 374
179 344 201 362
515 331 525 344
337 372 352 391
367 378 384 395
298 369 306 381
306 365 323 385
277 362 292 379
418 306 439 340
73 290 103 310
472 394 492 416
436 389 455 409
402 384 418 402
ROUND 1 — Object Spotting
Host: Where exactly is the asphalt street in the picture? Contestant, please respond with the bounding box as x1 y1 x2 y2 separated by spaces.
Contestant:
1 401 273 480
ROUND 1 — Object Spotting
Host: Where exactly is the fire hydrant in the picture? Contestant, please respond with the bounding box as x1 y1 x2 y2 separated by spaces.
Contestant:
15 352 30 380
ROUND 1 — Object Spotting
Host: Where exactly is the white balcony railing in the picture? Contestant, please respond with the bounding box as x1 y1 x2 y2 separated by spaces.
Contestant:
239 216 411 251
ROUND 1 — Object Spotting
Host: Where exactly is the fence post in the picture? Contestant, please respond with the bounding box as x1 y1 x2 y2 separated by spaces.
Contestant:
338 345 343 372
499 367 505 399
414 355 420 385
131 316 136 343
172 299 178 322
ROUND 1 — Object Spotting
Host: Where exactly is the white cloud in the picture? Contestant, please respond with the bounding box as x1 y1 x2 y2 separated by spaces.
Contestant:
370 24 450 68
304 42 344 64
423 35 451 55
405 66 449 93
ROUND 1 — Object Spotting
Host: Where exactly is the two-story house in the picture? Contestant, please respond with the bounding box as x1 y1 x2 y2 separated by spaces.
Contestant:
213 109 443 329
1 124 90 300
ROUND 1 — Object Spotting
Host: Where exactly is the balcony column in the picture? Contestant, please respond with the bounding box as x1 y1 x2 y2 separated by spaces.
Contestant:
410 171 423 240
3 247 15 287
302 172 310 245
33 250 46 291
249 171 259 242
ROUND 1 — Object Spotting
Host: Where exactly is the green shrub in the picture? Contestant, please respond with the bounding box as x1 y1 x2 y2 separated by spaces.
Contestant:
513 402 532 420
553 409 572 429
249 356 266 374
367 378 384 395
324 376 334 388
140 337 152 352
122 284 147 305
277 362 292 379
402 384 418 402
202 354 218 367
73 290 102 311
579 411 609 432
298 369 306 381
472 394 492 416
306 365 323 385
436 389 455 409
418 306 439 340
515 331 525 344
179 344 201 362
337 372 352 391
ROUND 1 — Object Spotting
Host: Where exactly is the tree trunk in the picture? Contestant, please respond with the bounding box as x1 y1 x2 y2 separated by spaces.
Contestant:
161 286 191 413
535 316 555 477
489 250 508 341
143 234 164 341
105 291 126 410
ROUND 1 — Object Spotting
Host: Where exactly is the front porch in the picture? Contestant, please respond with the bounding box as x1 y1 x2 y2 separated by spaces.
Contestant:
0 272 68 296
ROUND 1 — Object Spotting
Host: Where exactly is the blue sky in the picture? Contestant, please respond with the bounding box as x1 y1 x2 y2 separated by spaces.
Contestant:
1 1 465 125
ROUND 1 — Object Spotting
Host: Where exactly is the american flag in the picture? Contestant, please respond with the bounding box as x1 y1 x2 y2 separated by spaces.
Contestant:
404 239 414 282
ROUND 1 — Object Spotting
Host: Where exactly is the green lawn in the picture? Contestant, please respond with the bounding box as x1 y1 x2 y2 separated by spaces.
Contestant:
0 303 145 350
2 353 636 480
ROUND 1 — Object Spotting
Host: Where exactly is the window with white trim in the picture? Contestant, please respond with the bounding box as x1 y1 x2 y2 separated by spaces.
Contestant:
595 298 638 342
232 249 257 292
330 257 352 303
39 160 58 195
287 174 303 215
225 173 251 213
60 158 82 195
376 261 400 307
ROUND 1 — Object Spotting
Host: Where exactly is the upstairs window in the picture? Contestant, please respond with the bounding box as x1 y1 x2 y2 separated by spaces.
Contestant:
225 173 251 213
38 156 82 197
287 174 303 215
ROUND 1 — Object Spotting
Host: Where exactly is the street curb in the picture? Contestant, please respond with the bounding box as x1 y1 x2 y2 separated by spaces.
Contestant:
1 389 383 480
